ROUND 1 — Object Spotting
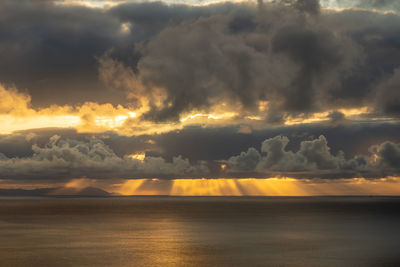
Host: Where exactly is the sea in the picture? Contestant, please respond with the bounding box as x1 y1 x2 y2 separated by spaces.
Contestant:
1 197 400 267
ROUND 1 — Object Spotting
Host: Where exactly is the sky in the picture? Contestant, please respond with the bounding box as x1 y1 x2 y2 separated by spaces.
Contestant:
1 0 400 196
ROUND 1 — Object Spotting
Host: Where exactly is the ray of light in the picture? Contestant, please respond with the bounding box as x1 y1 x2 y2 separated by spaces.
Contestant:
112 177 400 196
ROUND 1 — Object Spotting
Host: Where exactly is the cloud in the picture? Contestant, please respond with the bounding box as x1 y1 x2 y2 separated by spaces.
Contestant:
227 147 261 171
103 2 400 124
0 135 208 180
229 135 342 172
294 0 321 15
369 141 400 169
320 0 400 12
1 0 400 185
327 110 346 124
374 67 400 116
2 119 400 166
0 84 32 116
271 23 358 114
226 134 400 178
0 0 129 107
0 84 145 134
100 1 366 122
1 129 400 181
1 0 400 125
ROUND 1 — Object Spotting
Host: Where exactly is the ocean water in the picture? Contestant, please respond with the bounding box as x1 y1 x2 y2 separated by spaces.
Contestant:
0 197 400 267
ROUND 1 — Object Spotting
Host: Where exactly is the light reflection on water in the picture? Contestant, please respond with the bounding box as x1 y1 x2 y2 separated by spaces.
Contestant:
1 197 400 266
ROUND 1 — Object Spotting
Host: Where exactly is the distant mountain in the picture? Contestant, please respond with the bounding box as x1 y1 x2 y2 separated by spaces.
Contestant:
0 187 110 197
77 187 110 196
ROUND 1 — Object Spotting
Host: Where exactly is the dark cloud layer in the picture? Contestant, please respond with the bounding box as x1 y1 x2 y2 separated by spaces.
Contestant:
0 0 130 106
226 134 400 179
1 0 400 183
126 1 362 121
0 134 208 180
100 0 399 122
0 131 399 181
153 122 400 161
0 0 399 119
3 120 400 163
0 121 400 181
375 67 400 116
0 0 236 107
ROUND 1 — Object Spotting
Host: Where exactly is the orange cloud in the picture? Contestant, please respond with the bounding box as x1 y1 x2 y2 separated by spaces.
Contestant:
0 84 384 136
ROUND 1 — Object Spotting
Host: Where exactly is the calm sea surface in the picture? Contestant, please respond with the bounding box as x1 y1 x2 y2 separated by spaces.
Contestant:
1 197 400 267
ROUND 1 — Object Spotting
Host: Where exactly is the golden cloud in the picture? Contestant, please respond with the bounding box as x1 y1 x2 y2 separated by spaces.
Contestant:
0 83 380 136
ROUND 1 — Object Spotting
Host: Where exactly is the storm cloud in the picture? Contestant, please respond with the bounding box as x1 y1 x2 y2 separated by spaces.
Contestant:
1 0 400 186
0 135 208 180
226 134 400 178
0 128 399 181
0 0 399 120
105 1 363 121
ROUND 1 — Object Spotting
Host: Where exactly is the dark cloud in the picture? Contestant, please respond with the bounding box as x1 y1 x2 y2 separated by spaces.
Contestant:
1 0 400 184
1 0 400 121
0 127 163 163
2 120 400 164
271 23 350 114
321 0 400 12
104 2 400 121
0 121 400 180
227 147 261 171
329 10 400 107
0 134 208 180
0 0 134 106
228 135 342 172
117 2 359 121
374 67 400 116
0 0 236 107
225 134 400 178
151 122 400 162
294 0 321 15
109 1 230 40
327 110 346 124
369 141 400 169
1 132 398 180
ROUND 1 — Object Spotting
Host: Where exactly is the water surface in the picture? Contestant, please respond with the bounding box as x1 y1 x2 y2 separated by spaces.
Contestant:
1 197 400 266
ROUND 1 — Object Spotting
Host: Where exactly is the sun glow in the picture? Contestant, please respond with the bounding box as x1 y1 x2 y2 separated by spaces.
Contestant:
0 83 385 136
0 84 145 133
112 177 400 196
180 112 237 122
284 107 370 125
127 153 146 161
65 178 97 189
0 114 82 133
54 0 123 9
94 115 128 128
0 111 140 134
